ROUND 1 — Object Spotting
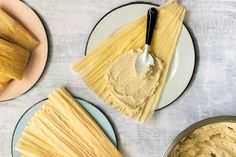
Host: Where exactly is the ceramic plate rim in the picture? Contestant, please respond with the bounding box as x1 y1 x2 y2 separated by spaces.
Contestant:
11 98 118 157
84 1 196 111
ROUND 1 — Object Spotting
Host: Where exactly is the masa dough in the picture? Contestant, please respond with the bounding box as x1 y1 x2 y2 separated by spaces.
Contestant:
106 48 164 117
169 122 236 157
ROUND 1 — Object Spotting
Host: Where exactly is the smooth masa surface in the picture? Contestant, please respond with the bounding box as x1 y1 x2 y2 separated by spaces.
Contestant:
0 0 236 157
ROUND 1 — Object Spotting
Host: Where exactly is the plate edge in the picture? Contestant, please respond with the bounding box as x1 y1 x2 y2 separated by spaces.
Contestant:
11 97 118 157
83 1 197 111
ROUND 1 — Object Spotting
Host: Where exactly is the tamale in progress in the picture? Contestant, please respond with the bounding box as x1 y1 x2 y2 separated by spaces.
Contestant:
73 0 186 122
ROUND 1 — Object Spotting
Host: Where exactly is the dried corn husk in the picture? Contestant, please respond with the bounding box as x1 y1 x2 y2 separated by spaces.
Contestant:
73 0 185 122
16 88 123 157
0 9 38 51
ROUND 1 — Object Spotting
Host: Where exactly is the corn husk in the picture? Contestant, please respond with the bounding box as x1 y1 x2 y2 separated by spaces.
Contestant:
16 88 123 157
0 38 30 87
0 9 39 51
73 0 186 122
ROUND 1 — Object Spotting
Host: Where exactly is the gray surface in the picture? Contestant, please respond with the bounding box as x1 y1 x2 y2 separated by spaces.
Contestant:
1 0 236 157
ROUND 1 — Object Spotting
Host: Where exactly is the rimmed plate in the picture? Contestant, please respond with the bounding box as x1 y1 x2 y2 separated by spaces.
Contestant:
0 0 48 101
85 2 195 110
11 98 117 157
163 116 236 157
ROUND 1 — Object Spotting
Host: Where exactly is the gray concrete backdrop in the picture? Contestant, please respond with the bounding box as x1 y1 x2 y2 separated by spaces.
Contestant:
1 0 236 156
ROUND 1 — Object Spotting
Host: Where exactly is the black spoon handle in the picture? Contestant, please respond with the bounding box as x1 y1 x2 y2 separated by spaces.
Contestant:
146 8 158 45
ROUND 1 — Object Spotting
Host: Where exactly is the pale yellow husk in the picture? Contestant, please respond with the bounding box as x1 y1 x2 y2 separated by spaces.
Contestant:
73 0 186 122
16 88 123 157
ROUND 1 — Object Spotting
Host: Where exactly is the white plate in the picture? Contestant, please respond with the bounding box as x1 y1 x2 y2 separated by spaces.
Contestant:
11 98 117 157
85 2 195 110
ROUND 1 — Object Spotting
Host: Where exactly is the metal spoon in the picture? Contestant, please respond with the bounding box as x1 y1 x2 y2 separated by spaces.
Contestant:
135 8 158 74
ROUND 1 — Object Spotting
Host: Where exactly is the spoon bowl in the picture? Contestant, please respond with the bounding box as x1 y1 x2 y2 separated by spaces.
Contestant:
135 44 154 74
135 7 158 74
